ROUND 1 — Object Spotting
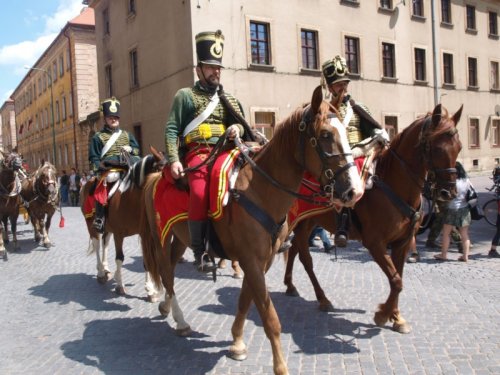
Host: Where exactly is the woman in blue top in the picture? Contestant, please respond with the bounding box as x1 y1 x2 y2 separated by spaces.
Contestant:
434 162 472 262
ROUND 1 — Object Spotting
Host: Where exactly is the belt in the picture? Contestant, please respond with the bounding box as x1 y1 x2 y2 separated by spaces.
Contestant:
185 123 225 144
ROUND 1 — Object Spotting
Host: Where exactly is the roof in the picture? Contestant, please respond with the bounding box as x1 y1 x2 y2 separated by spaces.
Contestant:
68 7 94 27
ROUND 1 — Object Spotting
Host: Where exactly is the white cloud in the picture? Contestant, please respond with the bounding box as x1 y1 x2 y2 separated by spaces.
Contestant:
2 89 14 103
44 0 86 34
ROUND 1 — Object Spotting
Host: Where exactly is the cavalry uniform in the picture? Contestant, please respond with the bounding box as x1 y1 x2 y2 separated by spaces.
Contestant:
88 97 141 232
165 30 247 272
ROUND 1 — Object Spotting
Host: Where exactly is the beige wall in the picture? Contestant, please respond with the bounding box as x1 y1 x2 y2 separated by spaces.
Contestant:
0 101 16 152
91 0 500 171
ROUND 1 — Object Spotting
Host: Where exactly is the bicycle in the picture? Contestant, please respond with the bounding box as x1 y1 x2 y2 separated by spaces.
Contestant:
483 180 500 226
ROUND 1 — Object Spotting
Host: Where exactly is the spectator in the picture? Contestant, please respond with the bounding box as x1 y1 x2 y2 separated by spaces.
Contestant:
309 226 335 253
59 170 69 206
68 168 81 207
434 162 472 262
488 166 500 258
80 172 89 188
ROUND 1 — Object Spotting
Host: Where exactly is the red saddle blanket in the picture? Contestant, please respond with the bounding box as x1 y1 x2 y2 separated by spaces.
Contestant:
154 149 240 247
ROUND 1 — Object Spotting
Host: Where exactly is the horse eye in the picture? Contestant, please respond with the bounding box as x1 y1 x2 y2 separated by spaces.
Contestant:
320 131 331 139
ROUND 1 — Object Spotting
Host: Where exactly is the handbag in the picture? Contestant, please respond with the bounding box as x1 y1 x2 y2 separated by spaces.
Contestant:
466 184 478 202
469 204 484 220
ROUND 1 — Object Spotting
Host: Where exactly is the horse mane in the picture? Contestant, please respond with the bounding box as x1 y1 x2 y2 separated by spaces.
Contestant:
35 162 56 180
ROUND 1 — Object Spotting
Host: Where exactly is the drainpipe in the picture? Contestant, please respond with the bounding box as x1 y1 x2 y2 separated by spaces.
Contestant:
431 0 440 106
64 29 79 170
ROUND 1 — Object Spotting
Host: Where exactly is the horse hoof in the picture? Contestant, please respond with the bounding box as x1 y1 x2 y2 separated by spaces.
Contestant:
97 275 108 284
285 288 300 297
158 302 170 317
115 286 126 295
232 272 243 279
175 326 192 337
43 242 51 249
147 294 160 303
319 302 335 312
374 312 389 327
229 348 248 361
393 322 412 334
218 259 227 269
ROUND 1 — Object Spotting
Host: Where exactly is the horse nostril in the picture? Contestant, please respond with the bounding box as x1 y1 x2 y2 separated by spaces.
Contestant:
342 188 354 202
439 189 451 200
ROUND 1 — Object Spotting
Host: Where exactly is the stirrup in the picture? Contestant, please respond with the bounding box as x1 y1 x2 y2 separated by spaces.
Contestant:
195 252 216 273
334 231 347 247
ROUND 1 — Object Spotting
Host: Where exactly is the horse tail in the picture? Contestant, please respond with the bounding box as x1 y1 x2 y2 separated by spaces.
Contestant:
139 174 162 289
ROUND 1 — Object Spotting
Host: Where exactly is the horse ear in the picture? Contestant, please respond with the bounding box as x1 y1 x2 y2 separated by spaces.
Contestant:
40 159 45 166
431 103 442 127
310 85 323 114
149 145 164 162
451 104 463 126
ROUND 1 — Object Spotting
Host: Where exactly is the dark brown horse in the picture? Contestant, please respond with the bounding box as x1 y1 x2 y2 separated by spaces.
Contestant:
20 162 59 248
80 161 162 300
283 104 463 334
0 151 24 258
140 86 362 375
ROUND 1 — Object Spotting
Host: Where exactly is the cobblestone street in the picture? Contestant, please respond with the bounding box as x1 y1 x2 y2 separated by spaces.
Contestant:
1 175 499 375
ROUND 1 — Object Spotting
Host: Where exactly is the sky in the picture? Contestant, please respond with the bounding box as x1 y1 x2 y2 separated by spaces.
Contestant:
0 0 86 103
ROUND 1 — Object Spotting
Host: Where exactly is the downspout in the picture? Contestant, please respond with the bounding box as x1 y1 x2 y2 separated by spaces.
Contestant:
431 0 440 106
64 28 79 169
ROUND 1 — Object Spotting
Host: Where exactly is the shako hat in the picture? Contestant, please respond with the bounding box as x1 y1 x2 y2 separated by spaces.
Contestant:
100 97 120 118
322 56 350 86
195 30 225 67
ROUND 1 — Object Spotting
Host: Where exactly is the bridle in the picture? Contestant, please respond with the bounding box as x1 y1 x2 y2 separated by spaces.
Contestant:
33 165 59 205
297 102 355 196
0 153 23 197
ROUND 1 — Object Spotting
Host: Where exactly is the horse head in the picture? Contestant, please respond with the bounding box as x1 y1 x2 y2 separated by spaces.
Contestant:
35 162 59 203
298 86 362 206
1 152 23 172
421 104 463 201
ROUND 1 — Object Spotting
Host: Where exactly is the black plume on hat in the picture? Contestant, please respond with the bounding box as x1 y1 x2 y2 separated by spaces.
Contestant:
322 56 350 86
195 30 224 67
100 97 120 118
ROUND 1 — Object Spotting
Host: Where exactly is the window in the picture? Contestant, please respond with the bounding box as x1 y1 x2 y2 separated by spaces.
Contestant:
43 73 47 91
59 55 64 77
128 0 136 14
414 48 426 81
443 52 454 85
412 0 424 17
55 100 60 123
133 124 142 154
129 49 139 88
38 78 42 96
382 42 395 78
489 12 498 36
52 61 57 82
380 0 392 10
62 96 67 120
492 118 500 147
466 5 476 31
467 57 478 88
301 29 318 70
253 110 276 140
68 93 73 116
384 115 398 141
105 64 113 97
48 69 52 86
103 8 110 35
250 21 271 65
441 0 451 24
469 118 480 148
64 144 69 165
491 61 500 90
345 36 360 74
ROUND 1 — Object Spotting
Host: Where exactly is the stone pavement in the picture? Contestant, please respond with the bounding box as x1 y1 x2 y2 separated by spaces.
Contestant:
0 175 499 375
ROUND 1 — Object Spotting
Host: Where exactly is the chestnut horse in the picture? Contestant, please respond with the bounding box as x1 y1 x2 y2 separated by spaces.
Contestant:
0 151 24 259
283 104 463 334
20 162 59 248
140 86 362 375
80 160 161 300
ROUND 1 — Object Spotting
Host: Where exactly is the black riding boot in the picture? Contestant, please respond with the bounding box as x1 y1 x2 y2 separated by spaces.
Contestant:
188 220 216 273
92 202 105 233
334 208 349 247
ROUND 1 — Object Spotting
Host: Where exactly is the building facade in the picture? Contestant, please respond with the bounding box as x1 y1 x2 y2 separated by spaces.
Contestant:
89 0 500 171
10 7 99 173
0 99 16 153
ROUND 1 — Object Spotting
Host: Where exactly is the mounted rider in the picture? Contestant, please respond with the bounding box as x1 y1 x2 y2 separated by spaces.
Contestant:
165 30 253 272
88 97 141 233
322 56 389 247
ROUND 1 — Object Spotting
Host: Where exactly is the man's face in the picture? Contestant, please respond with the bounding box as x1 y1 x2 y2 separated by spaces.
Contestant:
328 81 349 97
105 116 120 129
197 64 221 88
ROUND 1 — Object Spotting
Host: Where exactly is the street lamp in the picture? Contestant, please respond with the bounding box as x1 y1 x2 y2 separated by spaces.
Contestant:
24 65 57 166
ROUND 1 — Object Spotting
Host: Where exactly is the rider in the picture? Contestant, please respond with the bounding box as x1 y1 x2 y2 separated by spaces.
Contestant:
165 30 252 272
88 97 141 233
322 56 388 247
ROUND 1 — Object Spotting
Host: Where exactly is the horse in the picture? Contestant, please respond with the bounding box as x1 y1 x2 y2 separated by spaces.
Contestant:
80 158 161 300
0 151 24 258
283 104 463 334
140 86 362 375
20 162 59 248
